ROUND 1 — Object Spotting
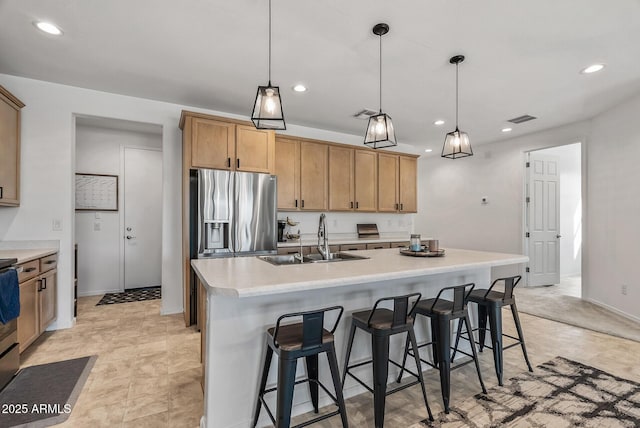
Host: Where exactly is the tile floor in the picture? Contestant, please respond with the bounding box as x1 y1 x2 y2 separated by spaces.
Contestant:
20 293 640 428
19 295 203 427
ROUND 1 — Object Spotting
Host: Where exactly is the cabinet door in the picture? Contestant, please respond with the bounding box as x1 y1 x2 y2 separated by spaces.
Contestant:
0 97 19 206
18 277 39 352
354 150 377 211
299 142 328 211
235 125 274 173
328 146 354 211
191 118 235 170
377 153 399 212
275 138 300 210
399 156 417 213
39 269 57 332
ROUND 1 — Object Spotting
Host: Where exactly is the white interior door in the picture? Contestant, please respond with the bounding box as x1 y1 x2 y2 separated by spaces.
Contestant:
124 147 162 289
526 152 561 286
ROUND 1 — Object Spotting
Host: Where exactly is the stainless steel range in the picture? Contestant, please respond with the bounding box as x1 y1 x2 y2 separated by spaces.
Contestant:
0 258 19 391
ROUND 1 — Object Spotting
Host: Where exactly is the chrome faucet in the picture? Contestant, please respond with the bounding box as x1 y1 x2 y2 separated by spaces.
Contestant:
294 229 304 263
318 214 330 260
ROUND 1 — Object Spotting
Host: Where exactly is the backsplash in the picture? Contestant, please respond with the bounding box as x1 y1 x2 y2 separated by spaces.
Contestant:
278 211 415 241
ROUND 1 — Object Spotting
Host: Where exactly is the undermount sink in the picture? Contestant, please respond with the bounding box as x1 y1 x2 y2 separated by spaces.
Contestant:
258 252 368 266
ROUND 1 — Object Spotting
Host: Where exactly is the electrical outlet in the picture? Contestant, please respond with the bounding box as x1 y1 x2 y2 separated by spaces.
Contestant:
94 221 101 231
52 219 62 231
621 284 628 295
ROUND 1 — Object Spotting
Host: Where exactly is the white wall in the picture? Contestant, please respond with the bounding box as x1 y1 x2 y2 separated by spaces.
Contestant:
585 92 640 320
532 143 582 277
0 73 418 329
75 124 161 296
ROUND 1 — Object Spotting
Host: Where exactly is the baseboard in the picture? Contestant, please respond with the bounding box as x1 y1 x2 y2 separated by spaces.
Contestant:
78 289 121 297
584 298 640 323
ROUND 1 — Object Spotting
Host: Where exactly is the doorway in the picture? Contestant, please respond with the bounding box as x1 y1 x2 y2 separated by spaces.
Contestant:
524 142 582 297
74 116 163 313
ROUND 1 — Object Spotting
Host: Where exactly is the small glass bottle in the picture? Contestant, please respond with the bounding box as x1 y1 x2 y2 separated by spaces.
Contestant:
410 234 421 252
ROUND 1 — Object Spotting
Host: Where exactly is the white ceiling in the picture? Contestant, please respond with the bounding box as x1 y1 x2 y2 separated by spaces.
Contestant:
1 0 639 150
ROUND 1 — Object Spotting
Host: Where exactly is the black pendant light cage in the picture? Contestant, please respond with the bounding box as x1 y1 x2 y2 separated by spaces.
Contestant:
442 55 473 159
251 0 286 130
364 23 397 149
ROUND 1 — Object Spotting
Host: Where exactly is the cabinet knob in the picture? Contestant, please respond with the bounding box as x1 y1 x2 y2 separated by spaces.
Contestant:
236 158 240 168
227 158 231 168
0 186 3 199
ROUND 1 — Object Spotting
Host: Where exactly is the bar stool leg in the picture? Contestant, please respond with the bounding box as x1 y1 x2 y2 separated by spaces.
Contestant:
436 315 452 413
371 333 390 428
477 304 488 352
510 302 533 372
326 344 350 428
487 304 504 386
395 334 411 383
253 346 273 428
276 356 297 428
305 354 319 413
430 320 440 367
464 314 487 394
450 318 464 363
342 322 357 386
408 328 434 422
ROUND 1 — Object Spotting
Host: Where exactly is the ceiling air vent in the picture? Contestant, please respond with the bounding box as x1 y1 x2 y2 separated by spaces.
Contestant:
353 108 378 120
508 114 537 124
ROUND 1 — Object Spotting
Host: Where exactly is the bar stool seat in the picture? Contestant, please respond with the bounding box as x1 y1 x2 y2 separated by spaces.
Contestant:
342 293 434 428
397 284 486 414
253 306 349 428
453 275 533 386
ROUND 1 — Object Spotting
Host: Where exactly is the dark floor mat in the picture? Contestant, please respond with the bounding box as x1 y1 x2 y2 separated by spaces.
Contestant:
96 286 161 305
0 356 96 428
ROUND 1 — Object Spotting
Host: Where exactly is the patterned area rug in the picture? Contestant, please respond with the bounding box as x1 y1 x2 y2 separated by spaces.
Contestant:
96 286 161 305
409 356 640 428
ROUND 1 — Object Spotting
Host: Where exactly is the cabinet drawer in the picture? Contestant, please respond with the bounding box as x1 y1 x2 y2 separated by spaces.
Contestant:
366 242 391 250
390 241 409 248
339 244 367 251
17 260 40 283
277 246 311 256
40 254 58 273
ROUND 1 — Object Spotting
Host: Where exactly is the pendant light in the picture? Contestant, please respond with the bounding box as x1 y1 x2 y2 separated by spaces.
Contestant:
364 23 397 149
441 55 473 159
251 0 286 130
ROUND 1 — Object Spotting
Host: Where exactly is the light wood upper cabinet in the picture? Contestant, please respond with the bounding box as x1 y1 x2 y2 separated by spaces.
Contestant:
377 154 418 213
191 118 235 170
0 85 24 207
399 156 417 213
378 153 399 212
235 125 275 173
299 141 328 210
182 112 275 173
328 146 354 211
275 137 300 210
354 150 377 211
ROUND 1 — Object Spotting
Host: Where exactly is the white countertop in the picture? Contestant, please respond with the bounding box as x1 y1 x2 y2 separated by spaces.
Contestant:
192 247 528 298
0 248 58 264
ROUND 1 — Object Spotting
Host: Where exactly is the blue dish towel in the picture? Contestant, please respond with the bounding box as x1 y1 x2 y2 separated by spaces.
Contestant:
0 269 20 324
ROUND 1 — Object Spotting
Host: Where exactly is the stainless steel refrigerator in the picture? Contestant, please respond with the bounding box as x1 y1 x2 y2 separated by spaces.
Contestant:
192 169 277 258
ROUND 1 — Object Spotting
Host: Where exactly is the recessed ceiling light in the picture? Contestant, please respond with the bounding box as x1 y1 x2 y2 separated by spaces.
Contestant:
34 21 63 36
433 120 445 126
292 84 307 92
424 149 433 153
501 127 512 133
580 64 605 74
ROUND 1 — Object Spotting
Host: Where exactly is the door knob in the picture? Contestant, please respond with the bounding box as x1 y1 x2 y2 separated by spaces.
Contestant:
556 234 562 238
126 235 136 240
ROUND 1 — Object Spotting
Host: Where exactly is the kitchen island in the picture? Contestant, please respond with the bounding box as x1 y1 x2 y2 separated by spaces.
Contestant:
192 247 528 428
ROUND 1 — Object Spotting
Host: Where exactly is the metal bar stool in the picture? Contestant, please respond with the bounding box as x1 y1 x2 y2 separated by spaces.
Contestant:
253 306 349 428
397 283 486 413
452 275 533 386
342 293 434 428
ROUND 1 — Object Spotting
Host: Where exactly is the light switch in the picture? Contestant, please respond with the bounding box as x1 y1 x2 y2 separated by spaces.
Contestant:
94 221 101 231
52 219 62 231
95 212 101 219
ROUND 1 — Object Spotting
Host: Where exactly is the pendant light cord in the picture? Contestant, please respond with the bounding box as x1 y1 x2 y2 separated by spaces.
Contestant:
268 0 272 84
379 33 382 113
455 62 459 129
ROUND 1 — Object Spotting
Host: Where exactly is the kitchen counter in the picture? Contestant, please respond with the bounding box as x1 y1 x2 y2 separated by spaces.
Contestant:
193 248 528 428
0 248 58 264
276 234 413 248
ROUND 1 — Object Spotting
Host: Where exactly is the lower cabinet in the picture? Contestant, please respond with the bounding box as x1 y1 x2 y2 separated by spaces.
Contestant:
16 253 58 353
366 242 391 250
339 243 367 251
